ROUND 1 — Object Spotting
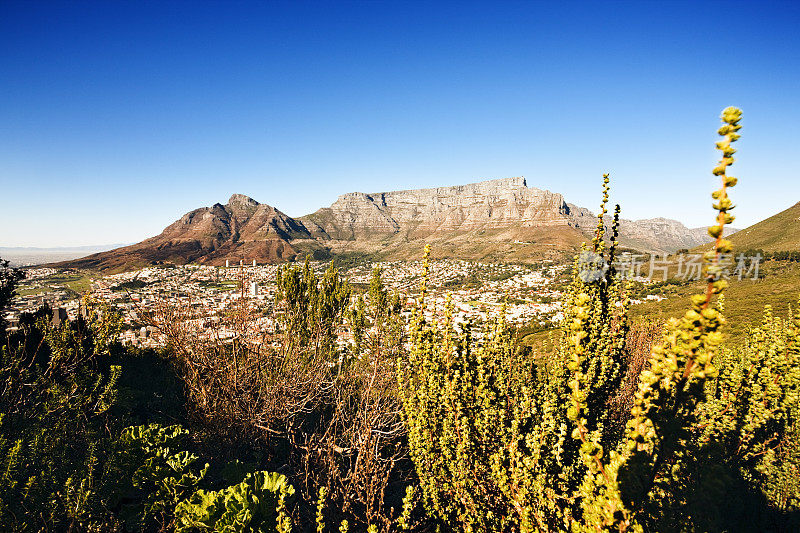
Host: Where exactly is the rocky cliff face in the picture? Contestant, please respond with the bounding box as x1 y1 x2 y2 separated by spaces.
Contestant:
302 177 728 253
57 178 730 271
301 177 575 240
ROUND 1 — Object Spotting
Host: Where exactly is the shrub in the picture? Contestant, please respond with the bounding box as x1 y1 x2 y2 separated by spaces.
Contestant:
398 176 631 531
174 471 294 533
147 261 408 530
0 301 121 531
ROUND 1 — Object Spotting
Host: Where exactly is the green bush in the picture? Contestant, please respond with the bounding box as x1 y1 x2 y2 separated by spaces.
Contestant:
0 297 207 532
0 302 122 531
174 471 294 532
102 424 208 531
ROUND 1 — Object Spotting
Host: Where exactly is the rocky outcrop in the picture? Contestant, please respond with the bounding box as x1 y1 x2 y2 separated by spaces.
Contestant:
301 177 574 240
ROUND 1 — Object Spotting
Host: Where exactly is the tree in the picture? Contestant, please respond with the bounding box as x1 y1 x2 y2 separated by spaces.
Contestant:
0 258 24 331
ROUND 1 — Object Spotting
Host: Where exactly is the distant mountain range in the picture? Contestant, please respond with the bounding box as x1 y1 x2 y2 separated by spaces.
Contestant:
52 177 740 271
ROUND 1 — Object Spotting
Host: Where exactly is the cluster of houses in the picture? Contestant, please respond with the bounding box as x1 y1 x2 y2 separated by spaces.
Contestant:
8 258 626 347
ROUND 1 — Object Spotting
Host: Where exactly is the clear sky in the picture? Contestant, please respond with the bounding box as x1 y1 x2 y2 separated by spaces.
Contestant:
1 1 798 247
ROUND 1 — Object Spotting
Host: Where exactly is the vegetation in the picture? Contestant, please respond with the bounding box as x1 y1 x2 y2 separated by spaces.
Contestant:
0 259 25 329
0 299 122 530
112 279 149 291
138 259 409 531
706 200 800 252
2 107 799 531
175 471 294 532
15 270 93 298
632 259 800 343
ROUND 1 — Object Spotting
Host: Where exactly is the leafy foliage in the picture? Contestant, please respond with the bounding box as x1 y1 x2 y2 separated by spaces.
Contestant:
103 424 209 531
175 471 294 533
0 300 207 532
0 302 122 531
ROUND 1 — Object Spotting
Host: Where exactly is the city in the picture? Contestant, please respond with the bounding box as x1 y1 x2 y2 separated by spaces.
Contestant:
6 258 570 349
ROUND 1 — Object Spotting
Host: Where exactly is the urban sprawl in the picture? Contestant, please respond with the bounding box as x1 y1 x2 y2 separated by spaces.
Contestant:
7 258 675 348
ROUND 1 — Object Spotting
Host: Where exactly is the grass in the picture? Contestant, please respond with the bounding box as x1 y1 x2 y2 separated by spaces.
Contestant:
198 280 240 291
708 201 800 252
17 271 94 299
18 287 47 296
518 260 800 349
630 259 800 343
60 273 93 293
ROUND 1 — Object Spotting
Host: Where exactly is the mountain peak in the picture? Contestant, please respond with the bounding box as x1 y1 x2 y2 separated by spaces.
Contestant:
227 194 259 207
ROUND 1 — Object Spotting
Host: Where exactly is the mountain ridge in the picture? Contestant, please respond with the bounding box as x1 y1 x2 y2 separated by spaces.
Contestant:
51 178 738 271
697 201 800 253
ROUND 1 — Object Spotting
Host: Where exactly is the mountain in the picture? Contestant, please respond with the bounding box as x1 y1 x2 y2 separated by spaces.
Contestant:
301 177 730 258
298 177 587 261
53 178 730 271
302 177 572 239
613 218 738 254
56 195 322 271
707 201 800 252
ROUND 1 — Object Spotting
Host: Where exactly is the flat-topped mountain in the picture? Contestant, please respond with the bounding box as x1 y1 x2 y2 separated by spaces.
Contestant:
301 177 733 256
301 177 572 240
54 178 733 271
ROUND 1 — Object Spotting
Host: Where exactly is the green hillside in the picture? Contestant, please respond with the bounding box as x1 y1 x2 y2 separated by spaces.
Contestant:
717 201 800 251
631 260 800 343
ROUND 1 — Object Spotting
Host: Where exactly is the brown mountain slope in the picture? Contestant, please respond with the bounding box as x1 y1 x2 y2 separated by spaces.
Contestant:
55 195 319 271
309 224 590 264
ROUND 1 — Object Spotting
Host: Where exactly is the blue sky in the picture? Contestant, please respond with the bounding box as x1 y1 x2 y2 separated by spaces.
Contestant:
1 1 798 247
